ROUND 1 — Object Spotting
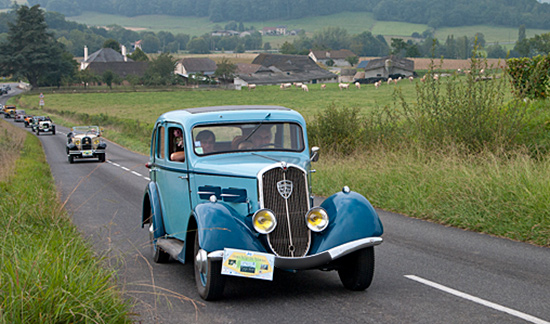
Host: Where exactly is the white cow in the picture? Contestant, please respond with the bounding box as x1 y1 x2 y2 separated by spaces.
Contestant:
355 82 361 89
247 84 256 91
301 84 309 92
339 83 350 90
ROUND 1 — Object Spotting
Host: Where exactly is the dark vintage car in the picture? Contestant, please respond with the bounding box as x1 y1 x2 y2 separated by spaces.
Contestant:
66 126 107 163
14 110 26 122
142 106 384 300
35 117 55 135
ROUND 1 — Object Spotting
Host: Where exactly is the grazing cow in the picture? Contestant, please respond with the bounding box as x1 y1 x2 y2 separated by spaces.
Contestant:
374 81 380 89
301 84 309 92
355 82 361 89
409 76 414 82
294 82 303 88
280 83 292 89
420 75 426 82
321 84 326 90
387 78 393 85
339 83 350 90
247 84 256 91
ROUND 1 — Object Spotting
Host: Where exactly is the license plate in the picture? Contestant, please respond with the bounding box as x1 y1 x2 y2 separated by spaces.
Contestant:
82 151 93 157
222 248 275 281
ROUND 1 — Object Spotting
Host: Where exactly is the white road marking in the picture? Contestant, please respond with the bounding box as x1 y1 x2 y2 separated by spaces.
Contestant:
106 160 149 181
405 275 550 324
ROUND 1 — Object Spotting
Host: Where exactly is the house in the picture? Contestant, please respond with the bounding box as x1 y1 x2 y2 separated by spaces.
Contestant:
80 46 148 78
362 56 414 79
233 53 337 88
132 40 142 51
308 49 357 67
260 26 287 36
174 58 217 79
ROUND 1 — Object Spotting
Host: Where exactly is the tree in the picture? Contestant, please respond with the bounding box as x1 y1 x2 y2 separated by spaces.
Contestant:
128 47 149 61
103 38 121 52
214 57 236 84
144 52 175 85
280 41 296 54
530 33 550 55
345 56 359 67
102 70 116 89
187 37 210 54
0 5 71 89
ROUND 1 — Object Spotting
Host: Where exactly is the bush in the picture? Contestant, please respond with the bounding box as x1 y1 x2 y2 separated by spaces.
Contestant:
307 103 364 155
507 55 550 99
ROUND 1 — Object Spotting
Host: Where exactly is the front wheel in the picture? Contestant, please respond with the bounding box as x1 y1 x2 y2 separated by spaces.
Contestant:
194 232 226 300
68 155 74 164
98 153 106 163
337 247 375 291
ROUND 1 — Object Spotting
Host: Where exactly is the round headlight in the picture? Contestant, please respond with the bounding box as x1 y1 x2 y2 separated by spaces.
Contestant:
74 139 81 145
305 207 329 232
93 138 100 145
252 209 277 234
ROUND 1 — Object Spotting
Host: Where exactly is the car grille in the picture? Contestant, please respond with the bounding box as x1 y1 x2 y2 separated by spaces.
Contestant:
261 165 310 257
82 137 92 150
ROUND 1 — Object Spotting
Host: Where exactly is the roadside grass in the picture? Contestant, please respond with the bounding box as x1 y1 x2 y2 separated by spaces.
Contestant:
0 121 134 323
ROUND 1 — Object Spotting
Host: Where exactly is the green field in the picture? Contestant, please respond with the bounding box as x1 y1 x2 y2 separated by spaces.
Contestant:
18 81 418 124
65 11 550 47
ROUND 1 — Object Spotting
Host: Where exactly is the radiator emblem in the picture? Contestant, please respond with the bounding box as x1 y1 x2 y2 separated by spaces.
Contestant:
276 180 293 199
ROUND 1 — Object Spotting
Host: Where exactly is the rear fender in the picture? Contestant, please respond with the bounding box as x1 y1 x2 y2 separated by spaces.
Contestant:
309 190 383 254
194 202 266 253
142 182 165 238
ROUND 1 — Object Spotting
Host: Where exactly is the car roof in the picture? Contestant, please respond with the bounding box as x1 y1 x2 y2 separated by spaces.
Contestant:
157 105 305 129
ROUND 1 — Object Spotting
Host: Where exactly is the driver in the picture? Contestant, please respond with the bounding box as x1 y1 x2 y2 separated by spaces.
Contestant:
250 126 272 148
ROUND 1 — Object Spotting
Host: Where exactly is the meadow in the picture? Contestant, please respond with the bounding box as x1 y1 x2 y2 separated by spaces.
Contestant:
65 11 550 47
14 71 550 247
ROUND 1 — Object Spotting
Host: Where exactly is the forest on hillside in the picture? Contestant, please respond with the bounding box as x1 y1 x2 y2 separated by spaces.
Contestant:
16 0 550 29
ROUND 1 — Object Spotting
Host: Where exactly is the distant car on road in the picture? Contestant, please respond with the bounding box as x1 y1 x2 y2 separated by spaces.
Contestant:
142 106 384 300
36 117 55 136
14 110 26 122
66 126 106 163
3 105 16 118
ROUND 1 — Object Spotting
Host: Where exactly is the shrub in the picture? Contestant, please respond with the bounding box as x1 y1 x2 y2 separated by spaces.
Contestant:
507 55 550 99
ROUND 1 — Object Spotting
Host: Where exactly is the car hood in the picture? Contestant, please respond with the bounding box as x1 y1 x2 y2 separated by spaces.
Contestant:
191 153 310 178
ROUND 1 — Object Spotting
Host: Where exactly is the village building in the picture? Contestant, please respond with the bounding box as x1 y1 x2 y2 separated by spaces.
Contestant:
80 46 148 78
233 53 337 89
174 57 217 82
308 49 357 67
360 55 415 79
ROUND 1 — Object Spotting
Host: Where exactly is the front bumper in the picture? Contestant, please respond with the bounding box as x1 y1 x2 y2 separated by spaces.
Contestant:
208 237 383 270
68 149 106 158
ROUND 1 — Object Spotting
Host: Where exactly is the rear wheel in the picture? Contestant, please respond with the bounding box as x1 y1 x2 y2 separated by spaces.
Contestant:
194 233 226 300
338 247 375 291
149 208 170 263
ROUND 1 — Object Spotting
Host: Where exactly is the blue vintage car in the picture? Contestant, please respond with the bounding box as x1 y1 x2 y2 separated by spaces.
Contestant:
142 106 383 300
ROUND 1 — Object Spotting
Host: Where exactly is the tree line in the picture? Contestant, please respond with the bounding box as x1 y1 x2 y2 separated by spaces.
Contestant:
15 0 550 29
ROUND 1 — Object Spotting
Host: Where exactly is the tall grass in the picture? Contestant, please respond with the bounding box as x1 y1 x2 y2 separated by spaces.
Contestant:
0 126 133 323
312 146 550 247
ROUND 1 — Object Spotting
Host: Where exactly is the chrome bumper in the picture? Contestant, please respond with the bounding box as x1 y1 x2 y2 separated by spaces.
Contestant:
208 237 383 270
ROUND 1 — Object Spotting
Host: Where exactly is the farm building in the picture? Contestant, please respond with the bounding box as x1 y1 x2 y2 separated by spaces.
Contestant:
361 56 415 79
233 53 337 88
308 49 357 67
174 58 217 81
80 46 148 78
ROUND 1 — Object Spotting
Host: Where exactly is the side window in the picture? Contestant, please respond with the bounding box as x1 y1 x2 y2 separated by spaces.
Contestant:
169 126 185 162
157 126 165 159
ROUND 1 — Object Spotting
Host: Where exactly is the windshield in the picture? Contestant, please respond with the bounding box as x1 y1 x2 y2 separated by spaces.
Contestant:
192 122 304 156
72 126 99 135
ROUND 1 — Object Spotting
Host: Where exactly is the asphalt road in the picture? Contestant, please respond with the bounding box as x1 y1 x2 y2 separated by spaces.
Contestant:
3 89 550 324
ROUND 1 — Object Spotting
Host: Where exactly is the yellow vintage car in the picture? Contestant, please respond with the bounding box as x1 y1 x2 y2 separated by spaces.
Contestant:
3 105 16 118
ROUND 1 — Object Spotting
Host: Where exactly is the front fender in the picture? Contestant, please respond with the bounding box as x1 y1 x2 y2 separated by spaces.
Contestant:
309 190 383 254
194 202 267 253
142 181 165 239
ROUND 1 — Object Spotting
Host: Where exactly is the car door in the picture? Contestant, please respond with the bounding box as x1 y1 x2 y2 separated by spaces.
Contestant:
155 123 193 241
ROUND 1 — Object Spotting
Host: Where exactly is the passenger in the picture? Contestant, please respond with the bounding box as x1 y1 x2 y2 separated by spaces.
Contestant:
196 130 216 154
238 140 254 150
170 128 185 162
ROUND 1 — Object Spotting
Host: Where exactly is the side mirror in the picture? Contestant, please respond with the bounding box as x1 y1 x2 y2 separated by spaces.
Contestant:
310 146 319 162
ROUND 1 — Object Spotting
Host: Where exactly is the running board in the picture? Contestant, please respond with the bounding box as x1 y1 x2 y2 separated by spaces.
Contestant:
157 238 185 260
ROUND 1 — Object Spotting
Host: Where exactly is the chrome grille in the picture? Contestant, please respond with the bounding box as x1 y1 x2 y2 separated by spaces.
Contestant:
82 137 92 150
261 165 310 257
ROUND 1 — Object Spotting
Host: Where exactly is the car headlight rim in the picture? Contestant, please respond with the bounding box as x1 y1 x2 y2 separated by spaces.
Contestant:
252 209 277 234
306 207 329 232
